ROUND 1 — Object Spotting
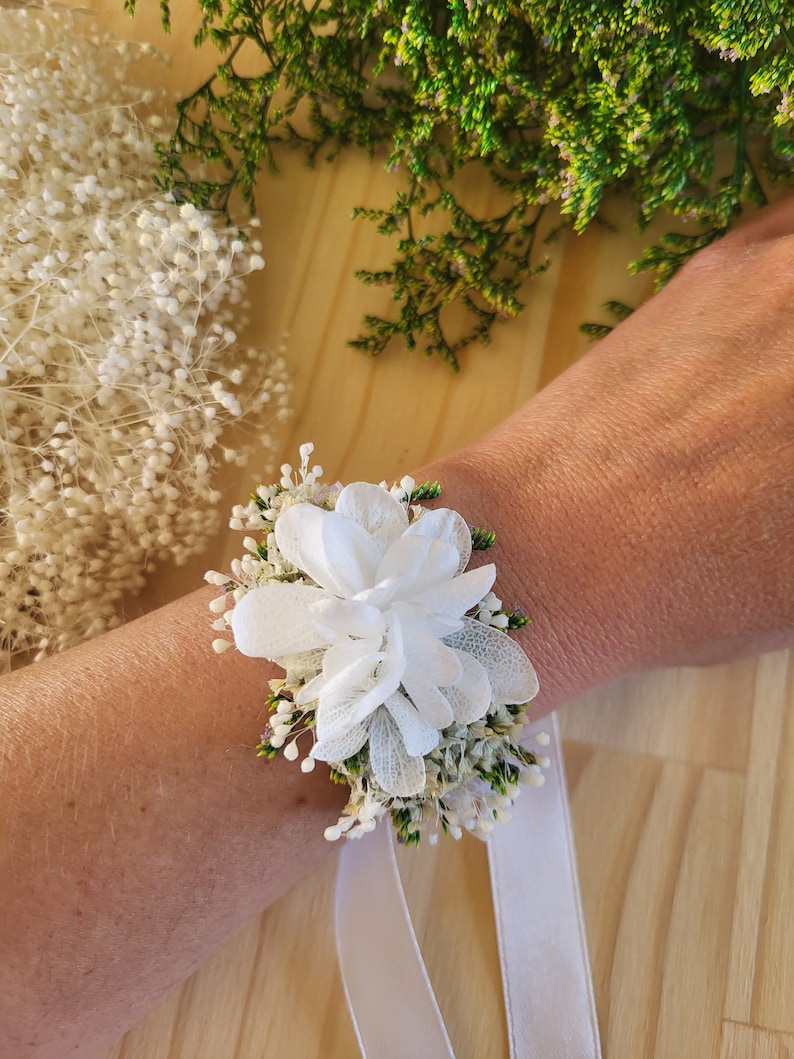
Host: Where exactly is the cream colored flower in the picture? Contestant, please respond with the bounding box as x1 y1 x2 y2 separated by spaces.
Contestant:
232 482 538 796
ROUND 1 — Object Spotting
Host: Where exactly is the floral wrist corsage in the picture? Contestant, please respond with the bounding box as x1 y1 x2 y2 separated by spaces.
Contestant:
207 444 546 844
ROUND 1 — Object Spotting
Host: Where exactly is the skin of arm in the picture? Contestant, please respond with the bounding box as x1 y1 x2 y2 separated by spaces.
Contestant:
450 198 794 698
1 201 793 1057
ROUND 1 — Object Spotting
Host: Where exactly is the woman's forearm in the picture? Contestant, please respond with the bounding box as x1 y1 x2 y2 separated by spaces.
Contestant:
0 588 347 1057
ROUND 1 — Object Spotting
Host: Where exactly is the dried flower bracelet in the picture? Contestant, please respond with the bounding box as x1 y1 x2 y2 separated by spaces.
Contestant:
207 444 547 844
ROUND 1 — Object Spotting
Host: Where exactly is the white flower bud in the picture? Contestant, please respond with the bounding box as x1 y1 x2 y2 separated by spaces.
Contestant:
283 741 299 762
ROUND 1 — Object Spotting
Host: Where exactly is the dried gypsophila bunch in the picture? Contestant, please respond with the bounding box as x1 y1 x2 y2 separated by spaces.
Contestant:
0 9 290 671
207 444 550 845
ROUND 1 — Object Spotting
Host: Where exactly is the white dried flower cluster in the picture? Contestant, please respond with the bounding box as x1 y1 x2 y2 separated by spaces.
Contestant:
322 700 549 844
205 444 340 636
208 445 545 845
0 10 290 670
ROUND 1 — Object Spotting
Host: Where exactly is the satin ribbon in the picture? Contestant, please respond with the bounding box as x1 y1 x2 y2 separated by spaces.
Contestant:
335 712 601 1058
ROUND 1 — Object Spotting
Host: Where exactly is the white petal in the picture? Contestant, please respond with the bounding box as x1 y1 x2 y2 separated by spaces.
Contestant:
310 719 372 763
410 562 496 619
441 650 492 724
335 482 408 552
375 534 459 601
275 503 381 598
402 623 462 685
282 647 326 685
392 600 462 638
385 691 439 756
370 707 427 796
404 507 472 574
321 636 385 679
295 637 382 705
400 676 454 729
314 660 386 739
310 596 386 640
315 636 405 741
294 668 326 706
444 617 539 705
231 584 331 659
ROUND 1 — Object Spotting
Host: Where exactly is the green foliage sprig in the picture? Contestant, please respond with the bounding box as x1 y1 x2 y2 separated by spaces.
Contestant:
128 0 794 369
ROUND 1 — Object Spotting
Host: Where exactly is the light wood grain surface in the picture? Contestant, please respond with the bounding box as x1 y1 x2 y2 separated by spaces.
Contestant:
59 2 794 1055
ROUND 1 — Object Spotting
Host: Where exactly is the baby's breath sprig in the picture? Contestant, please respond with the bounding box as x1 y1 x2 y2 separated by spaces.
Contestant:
130 0 793 368
0 10 291 671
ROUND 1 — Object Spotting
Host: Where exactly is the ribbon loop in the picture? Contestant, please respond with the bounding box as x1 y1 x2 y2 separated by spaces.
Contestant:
336 823 455 1059
335 712 602 1058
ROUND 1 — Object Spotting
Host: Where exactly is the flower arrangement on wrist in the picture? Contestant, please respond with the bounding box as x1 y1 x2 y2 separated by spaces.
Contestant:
207 444 548 844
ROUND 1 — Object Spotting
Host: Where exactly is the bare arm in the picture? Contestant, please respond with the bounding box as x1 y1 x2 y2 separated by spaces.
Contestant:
2 201 793 1057
436 198 794 704
0 588 346 1056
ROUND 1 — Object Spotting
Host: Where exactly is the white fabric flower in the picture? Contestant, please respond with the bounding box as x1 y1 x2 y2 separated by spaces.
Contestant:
232 483 538 797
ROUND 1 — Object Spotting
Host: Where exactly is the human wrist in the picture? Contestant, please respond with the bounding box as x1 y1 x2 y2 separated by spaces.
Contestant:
414 419 659 712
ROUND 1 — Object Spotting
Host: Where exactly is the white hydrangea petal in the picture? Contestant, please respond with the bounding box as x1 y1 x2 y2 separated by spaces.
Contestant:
321 636 385 679
402 622 463 686
404 507 472 574
295 636 382 706
320 636 383 676
316 634 406 741
385 691 439 757
315 658 387 739
282 647 327 670
392 600 462 638
310 596 386 640
353 575 401 610
334 482 408 552
441 649 492 724
400 676 454 729
294 668 327 706
375 534 459 601
369 706 427 796
410 562 496 619
231 584 331 659
310 718 372 763
444 617 539 705
282 647 326 687
275 502 381 597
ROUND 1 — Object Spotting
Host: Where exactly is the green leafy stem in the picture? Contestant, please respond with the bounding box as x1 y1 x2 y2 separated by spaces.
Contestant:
127 0 792 369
